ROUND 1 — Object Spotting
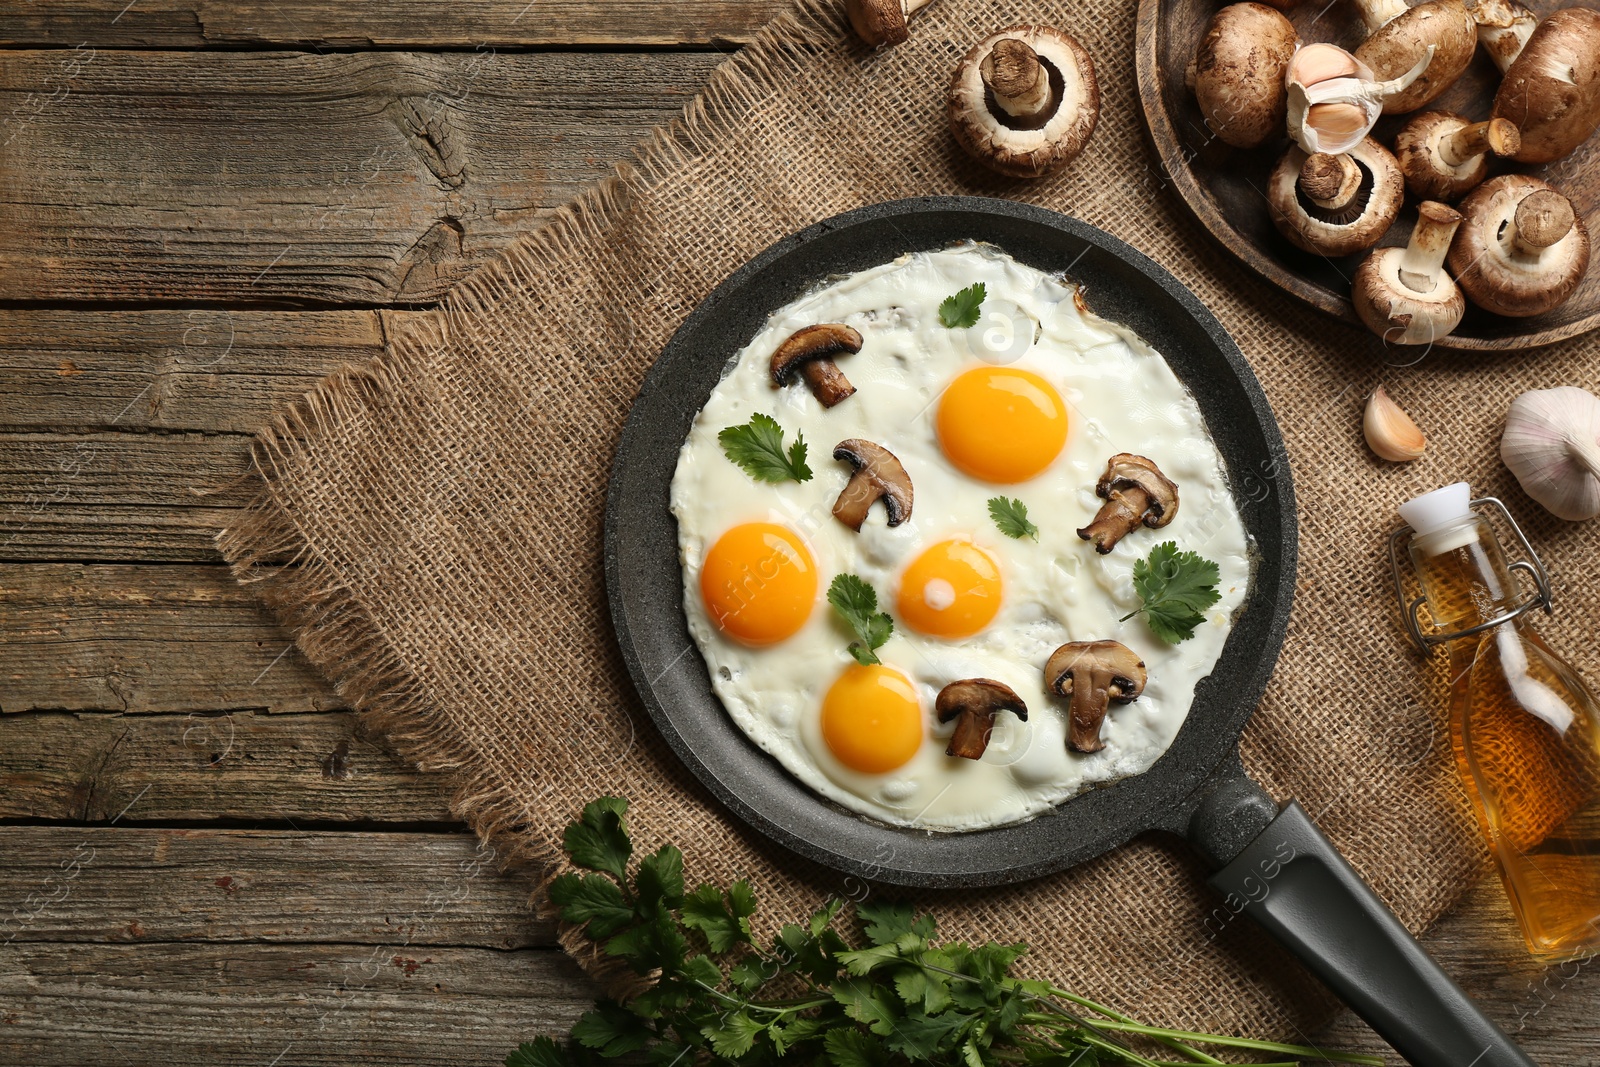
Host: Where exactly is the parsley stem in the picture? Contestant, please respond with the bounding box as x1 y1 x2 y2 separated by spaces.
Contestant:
1046 990 1222 1064
1119 608 1140 622
1048 1018 1385 1065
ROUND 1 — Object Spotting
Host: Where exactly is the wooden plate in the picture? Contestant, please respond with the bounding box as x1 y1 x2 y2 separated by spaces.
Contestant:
1135 0 1600 350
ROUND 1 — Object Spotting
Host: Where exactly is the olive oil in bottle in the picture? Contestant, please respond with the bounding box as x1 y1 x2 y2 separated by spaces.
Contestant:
1399 484 1600 960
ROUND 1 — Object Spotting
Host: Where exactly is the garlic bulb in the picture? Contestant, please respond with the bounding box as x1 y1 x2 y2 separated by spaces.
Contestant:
1501 387 1600 520
1286 42 1433 154
1365 385 1427 461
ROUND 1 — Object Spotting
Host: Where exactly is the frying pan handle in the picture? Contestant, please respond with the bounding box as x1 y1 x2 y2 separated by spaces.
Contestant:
1204 798 1538 1067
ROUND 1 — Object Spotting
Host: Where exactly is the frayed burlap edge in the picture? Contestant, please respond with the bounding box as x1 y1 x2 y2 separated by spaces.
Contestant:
217 0 866 999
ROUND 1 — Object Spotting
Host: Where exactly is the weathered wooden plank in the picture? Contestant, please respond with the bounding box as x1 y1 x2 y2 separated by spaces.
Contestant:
0 0 785 48
0 308 400 433
0 828 552 947
0 942 593 1065
0 710 452 823
0 49 721 304
0 563 342 714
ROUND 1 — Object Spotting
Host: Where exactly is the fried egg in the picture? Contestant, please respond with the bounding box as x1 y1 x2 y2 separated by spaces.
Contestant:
670 243 1251 831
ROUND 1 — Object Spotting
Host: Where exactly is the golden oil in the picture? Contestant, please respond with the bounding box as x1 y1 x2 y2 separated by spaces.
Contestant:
1409 507 1600 960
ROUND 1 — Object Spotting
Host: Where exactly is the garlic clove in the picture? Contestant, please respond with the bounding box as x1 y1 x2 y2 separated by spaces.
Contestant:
1365 385 1427 462
1287 44 1434 154
1501 386 1600 521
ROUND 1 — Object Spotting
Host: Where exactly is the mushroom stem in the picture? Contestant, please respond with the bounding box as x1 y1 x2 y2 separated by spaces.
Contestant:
980 38 1053 121
905 0 935 14
1472 0 1537 71
1398 201 1464 294
1299 152 1363 211
1511 190 1576 256
1078 485 1152 548
1439 117 1519 166
1351 0 1410 35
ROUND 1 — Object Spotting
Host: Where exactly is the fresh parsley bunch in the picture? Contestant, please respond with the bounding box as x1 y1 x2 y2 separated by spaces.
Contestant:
512 798 1381 1067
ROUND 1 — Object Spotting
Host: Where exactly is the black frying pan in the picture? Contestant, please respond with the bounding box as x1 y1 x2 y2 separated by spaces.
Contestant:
604 197 1536 1067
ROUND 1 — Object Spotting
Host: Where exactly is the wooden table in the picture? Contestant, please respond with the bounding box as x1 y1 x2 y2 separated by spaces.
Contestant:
1 6 1596 1063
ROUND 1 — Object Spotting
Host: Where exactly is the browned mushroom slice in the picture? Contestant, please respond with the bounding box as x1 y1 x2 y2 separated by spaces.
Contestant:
769 324 863 407
1045 640 1147 754
1076 454 1178 554
936 678 1028 760
832 440 913 531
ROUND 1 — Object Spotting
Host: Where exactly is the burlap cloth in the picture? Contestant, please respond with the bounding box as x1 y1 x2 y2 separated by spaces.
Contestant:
218 0 1600 1044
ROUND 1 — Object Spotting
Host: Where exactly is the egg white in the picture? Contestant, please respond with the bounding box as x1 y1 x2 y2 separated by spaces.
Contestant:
669 244 1251 832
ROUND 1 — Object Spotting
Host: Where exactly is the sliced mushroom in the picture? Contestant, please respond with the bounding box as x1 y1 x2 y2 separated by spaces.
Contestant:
832 439 913 530
1076 454 1178 554
1186 3 1299 149
845 0 934 47
1350 0 1477 114
936 678 1028 760
1267 138 1405 258
1352 200 1466 346
1394 112 1519 201
1045 641 1148 754
1448 175 1592 317
769 324 862 407
1492 7 1600 163
947 25 1100 178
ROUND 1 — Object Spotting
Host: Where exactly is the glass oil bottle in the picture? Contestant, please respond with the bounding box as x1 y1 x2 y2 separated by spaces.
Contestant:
1393 483 1600 960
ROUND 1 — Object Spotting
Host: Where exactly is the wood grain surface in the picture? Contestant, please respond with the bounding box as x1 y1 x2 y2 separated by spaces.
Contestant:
1 8 1596 1065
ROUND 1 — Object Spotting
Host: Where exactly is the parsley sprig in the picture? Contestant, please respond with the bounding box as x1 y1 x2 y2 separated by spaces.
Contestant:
938 282 986 329
827 573 894 666
1121 541 1222 645
987 497 1038 541
718 413 812 484
517 797 1383 1067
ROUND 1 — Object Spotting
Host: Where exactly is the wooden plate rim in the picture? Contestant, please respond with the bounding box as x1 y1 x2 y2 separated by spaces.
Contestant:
1132 0 1600 353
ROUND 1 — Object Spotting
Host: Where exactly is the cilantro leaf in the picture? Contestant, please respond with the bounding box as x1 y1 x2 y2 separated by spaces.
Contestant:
681 883 747 953
938 282 986 329
562 797 631 881
547 872 633 938
634 844 684 908
987 496 1038 540
700 1011 765 1057
827 573 894 665
571 1001 652 1057
825 1027 892 1067
1122 541 1222 644
718 413 812 483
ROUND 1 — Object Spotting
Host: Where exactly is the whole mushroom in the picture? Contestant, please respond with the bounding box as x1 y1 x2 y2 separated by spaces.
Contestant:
1394 112 1520 200
1352 200 1467 345
1470 0 1538 71
1492 7 1600 163
948 25 1100 178
1448 175 1592 317
1349 0 1477 113
1186 3 1299 149
845 0 934 47
1044 640 1148 753
1267 138 1406 257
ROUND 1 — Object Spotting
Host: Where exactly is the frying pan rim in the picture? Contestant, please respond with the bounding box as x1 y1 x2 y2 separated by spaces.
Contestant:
603 195 1298 888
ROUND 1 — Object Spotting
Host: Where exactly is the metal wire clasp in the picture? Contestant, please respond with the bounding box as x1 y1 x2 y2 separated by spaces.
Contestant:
1387 496 1554 655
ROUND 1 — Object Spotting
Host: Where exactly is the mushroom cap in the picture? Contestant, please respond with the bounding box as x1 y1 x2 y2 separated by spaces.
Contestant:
1393 111 1494 201
846 0 910 47
1493 7 1600 163
1352 213 1467 346
1267 137 1405 257
1096 453 1178 527
832 439 914 529
1189 3 1299 149
947 25 1100 178
936 678 1029 724
1447 174 1592 317
1354 0 1477 114
769 323 863 385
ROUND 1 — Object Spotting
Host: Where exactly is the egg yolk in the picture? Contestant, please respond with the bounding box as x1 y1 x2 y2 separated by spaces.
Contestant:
699 522 818 646
936 366 1068 483
820 664 923 773
896 540 1002 639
